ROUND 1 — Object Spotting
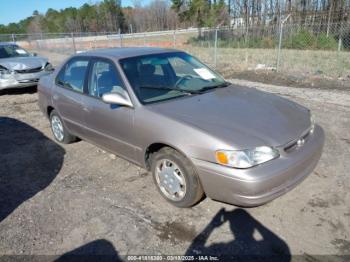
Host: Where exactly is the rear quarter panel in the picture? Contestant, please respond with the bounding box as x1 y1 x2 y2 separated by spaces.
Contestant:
37 74 54 118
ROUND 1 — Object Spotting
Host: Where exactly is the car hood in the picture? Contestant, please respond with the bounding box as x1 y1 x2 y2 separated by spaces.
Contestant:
148 85 311 148
0 56 48 70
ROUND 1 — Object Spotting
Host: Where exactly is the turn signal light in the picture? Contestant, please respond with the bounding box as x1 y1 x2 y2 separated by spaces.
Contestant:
216 151 228 165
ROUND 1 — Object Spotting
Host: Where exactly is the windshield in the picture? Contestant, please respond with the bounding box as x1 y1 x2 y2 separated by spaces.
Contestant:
119 52 227 104
0 45 31 59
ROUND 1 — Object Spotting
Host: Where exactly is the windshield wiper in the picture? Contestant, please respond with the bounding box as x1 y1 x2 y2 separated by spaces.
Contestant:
139 85 200 95
198 81 231 93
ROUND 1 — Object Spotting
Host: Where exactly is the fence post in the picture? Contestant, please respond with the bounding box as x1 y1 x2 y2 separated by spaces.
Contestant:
119 28 122 47
173 30 176 48
11 34 15 43
214 28 218 68
338 23 343 52
276 14 291 72
338 37 342 51
108 33 112 48
276 24 283 72
71 32 76 54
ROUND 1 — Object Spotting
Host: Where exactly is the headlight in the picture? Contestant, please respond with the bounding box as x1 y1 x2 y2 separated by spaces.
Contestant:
216 146 280 168
44 62 54 71
0 66 13 79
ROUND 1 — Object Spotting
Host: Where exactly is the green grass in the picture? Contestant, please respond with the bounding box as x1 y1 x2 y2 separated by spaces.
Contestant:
188 30 340 51
182 46 350 78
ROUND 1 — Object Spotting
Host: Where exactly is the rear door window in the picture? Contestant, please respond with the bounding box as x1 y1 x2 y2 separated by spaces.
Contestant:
56 58 89 93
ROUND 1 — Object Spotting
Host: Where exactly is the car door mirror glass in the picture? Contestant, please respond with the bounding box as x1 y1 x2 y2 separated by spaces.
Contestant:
102 91 133 107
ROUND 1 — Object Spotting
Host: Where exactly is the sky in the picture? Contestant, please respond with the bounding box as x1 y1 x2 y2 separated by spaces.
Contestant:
0 0 137 25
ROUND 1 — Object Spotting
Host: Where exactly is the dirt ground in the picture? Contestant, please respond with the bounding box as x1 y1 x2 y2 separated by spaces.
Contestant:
228 70 350 92
0 77 349 260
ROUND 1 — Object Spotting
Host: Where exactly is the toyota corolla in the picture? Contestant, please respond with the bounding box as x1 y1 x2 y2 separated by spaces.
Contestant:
38 47 324 207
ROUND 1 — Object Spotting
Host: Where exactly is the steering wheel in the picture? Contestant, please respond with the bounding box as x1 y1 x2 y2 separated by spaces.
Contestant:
174 75 194 89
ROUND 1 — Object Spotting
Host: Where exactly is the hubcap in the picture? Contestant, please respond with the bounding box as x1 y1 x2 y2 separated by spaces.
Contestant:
155 159 186 201
51 115 64 141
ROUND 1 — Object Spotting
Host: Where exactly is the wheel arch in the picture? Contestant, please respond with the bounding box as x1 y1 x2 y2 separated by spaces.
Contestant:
47 106 55 118
144 142 189 171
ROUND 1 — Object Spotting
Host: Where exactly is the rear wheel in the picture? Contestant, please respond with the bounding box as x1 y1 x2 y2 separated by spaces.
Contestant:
150 147 204 207
50 110 76 144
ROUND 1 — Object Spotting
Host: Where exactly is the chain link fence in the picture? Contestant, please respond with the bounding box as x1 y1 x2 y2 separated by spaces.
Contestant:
277 22 350 78
187 22 350 79
1 23 349 79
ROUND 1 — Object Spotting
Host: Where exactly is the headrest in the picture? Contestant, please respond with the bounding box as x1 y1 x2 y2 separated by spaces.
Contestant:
139 64 155 76
98 70 117 87
70 66 86 78
122 61 138 76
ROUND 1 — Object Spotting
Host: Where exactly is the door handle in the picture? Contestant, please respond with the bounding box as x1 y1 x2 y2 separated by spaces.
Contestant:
83 106 89 112
53 94 58 100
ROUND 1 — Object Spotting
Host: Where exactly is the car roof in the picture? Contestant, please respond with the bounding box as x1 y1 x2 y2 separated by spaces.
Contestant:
76 47 182 59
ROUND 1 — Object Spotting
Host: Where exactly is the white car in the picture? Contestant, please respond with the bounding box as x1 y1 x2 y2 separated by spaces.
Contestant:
0 42 53 90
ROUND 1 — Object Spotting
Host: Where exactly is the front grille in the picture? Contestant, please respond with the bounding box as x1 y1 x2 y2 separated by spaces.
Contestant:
15 67 43 74
284 129 311 153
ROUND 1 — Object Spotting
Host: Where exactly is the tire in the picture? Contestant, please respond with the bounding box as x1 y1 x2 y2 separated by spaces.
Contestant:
150 147 204 207
50 110 76 144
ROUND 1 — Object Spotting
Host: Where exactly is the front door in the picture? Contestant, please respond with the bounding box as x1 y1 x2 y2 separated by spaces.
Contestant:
81 58 136 162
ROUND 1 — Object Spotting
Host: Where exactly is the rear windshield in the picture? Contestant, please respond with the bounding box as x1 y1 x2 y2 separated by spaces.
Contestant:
0 45 31 59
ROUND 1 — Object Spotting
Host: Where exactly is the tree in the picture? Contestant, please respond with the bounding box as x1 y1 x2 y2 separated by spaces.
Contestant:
99 0 126 32
78 4 99 31
27 12 44 34
0 0 349 35
171 0 229 36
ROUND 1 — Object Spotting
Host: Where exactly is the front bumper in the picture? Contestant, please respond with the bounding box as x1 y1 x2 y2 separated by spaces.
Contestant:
0 70 51 90
192 124 325 207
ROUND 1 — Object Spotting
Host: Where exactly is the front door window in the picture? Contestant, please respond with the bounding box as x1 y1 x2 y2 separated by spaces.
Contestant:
88 60 125 98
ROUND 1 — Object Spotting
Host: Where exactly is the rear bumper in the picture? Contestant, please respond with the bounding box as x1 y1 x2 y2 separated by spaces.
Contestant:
0 71 51 90
192 125 325 207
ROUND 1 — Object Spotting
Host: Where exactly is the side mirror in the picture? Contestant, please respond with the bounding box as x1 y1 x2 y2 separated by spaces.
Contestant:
102 91 133 108
31 53 37 57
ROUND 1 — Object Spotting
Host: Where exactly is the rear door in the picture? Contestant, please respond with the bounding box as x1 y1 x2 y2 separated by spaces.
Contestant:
80 58 136 162
52 57 90 136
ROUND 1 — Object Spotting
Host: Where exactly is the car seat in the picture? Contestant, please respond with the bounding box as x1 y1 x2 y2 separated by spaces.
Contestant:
68 66 87 91
96 69 122 97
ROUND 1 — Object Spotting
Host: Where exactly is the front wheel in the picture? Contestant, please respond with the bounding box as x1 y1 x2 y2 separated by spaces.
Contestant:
50 110 76 144
151 147 204 207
